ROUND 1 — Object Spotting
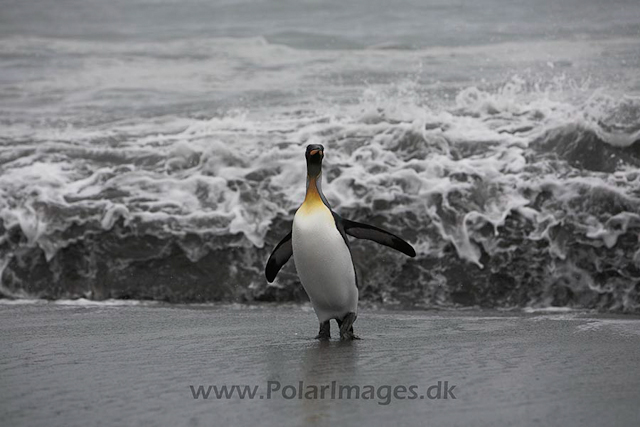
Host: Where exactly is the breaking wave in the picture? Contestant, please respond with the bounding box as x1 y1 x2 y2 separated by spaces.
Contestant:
1 79 639 311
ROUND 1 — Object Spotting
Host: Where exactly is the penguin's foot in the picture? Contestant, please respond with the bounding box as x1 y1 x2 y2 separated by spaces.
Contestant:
340 330 361 341
337 312 360 341
315 320 331 341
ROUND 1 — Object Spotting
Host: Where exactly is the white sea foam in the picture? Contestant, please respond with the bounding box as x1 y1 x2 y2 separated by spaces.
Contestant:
53 298 149 307
1 31 639 308
1 80 639 263
523 306 579 314
0 298 46 305
0 298 149 306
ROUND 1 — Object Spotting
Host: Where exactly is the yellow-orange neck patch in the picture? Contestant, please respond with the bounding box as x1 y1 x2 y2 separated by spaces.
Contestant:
298 176 330 217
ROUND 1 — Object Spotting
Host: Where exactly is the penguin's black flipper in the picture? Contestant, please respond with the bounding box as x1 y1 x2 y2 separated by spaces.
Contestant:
341 219 416 257
265 232 293 282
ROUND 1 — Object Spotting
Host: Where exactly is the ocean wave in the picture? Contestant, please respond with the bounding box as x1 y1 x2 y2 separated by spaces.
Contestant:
1 80 639 311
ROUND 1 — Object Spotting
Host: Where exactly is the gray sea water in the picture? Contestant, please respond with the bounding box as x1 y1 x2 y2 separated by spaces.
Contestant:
1 0 640 310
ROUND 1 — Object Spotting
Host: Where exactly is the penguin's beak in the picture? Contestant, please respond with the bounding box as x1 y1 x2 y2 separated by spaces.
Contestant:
306 146 324 178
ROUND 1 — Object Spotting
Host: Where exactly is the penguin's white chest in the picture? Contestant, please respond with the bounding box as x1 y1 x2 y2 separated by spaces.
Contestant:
292 206 358 322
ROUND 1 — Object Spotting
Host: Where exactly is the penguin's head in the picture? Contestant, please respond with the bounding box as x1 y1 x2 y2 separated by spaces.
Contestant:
305 144 324 178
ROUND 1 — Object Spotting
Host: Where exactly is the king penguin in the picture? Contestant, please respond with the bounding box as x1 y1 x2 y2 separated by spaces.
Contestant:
265 144 416 340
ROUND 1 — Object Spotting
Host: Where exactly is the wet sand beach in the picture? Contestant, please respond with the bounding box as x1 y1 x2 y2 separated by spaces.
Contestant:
1 303 639 426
